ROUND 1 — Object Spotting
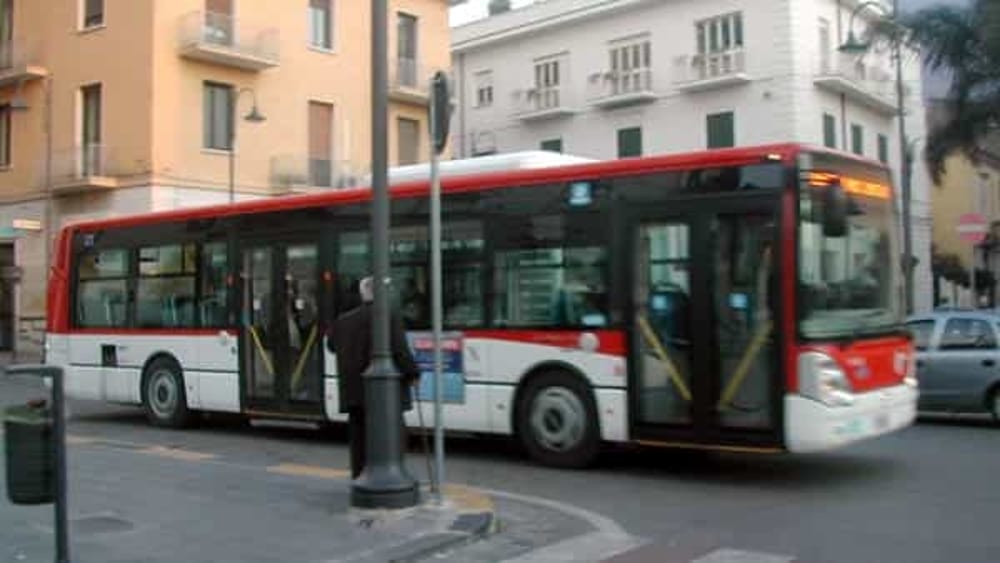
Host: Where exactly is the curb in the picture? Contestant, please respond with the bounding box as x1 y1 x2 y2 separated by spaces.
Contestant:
339 483 497 563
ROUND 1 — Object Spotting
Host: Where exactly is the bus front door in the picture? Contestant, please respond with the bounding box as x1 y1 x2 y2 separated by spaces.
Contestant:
241 241 324 415
630 205 779 448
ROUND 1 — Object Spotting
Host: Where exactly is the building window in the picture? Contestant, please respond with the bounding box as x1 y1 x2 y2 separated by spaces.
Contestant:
877 134 889 163
475 71 494 108
707 112 735 148
541 138 562 153
608 36 651 92
398 117 420 165
81 84 102 175
532 57 562 109
83 0 104 28
818 18 831 73
851 123 864 155
203 82 233 151
309 101 334 187
0 104 10 168
823 113 837 149
617 127 642 158
309 0 333 50
696 12 743 54
397 13 418 87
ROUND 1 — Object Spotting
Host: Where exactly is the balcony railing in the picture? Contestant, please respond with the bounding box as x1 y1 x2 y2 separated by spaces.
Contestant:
49 145 123 194
814 54 897 115
389 58 430 104
0 38 47 87
177 11 280 71
674 50 750 92
513 86 576 121
587 68 656 108
270 154 364 190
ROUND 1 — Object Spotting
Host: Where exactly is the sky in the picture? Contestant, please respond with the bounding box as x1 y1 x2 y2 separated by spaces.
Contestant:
449 0 972 26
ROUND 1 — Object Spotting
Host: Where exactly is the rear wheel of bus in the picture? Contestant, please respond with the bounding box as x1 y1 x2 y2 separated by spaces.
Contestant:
516 370 600 468
142 357 195 428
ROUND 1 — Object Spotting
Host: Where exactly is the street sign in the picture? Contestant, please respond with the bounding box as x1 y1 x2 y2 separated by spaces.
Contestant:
957 213 988 244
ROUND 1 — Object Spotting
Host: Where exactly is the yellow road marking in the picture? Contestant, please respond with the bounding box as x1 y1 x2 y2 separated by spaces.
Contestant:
443 484 495 514
266 463 351 480
141 445 217 462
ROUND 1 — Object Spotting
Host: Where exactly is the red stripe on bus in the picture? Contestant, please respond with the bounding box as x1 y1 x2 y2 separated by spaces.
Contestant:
462 329 627 357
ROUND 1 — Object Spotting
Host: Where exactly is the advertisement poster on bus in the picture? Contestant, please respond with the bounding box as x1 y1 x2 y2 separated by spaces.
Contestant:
407 332 465 404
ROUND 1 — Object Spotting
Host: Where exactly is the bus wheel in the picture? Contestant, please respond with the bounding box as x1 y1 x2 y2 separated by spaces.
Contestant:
142 357 194 428
516 371 600 468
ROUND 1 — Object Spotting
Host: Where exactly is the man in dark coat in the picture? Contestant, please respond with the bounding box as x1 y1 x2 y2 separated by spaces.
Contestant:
330 276 421 479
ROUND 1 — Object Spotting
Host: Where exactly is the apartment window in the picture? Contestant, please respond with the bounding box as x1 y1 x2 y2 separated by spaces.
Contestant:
205 0 233 45
877 133 889 164
397 13 418 87
540 139 562 153
475 71 494 108
535 58 560 90
203 82 233 151
309 101 334 187
818 18 831 73
609 36 651 92
81 84 102 175
617 127 642 158
398 117 420 166
0 104 10 168
696 12 743 54
309 0 333 50
707 112 735 148
851 123 864 155
823 113 837 149
83 0 104 28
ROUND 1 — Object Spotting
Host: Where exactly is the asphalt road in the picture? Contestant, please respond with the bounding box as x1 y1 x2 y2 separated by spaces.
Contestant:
4 376 997 563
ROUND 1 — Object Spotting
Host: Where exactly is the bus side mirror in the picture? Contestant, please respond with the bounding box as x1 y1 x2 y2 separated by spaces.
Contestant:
822 183 849 238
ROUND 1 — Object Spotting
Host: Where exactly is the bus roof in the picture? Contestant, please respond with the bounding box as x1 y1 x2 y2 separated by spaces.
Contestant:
64 143 880 234
380 151 597 184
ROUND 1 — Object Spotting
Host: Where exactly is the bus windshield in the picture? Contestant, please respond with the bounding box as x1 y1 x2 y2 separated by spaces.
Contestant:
798 159 901 340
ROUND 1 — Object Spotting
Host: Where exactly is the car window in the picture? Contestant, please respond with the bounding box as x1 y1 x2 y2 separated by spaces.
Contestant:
939 318 998 350
906 320 935 351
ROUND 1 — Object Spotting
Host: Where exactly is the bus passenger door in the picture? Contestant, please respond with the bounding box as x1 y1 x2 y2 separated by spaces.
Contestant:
240 241 323 415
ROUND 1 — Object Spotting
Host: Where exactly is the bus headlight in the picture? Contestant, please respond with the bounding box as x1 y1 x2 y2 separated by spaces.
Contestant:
799 352 855 407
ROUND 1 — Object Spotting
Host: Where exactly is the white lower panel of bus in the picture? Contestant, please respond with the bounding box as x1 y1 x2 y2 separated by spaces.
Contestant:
784 383 917 452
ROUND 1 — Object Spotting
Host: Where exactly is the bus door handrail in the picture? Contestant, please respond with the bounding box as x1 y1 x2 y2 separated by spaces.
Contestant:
289 323 319 391
637 314 692 402
717 320 772 411
248 323 277 377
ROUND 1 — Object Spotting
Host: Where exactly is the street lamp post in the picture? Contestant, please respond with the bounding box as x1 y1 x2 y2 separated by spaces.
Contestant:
840 0 915 314
227 88 266 204
350 0 419 509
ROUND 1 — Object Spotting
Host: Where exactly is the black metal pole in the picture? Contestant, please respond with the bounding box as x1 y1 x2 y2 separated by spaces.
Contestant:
350 0 418 509
893 0 914 314
228 95 236 204
6 365 69 562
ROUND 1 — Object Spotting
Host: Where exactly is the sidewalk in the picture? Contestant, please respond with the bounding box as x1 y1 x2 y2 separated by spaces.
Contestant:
1 431 496 563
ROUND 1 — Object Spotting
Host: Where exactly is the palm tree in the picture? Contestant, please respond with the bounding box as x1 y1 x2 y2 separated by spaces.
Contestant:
888 0 1000 180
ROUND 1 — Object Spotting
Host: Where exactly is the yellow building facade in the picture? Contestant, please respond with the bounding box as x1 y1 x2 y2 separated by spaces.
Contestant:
0 0 450 353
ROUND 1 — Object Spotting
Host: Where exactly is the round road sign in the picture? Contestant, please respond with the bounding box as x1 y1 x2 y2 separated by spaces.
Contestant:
957 213 988 244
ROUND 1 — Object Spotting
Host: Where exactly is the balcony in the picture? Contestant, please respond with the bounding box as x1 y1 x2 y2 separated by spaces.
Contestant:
0 39 48 88
814 54 897 116
512 87 576 121
389 58 431 105
49 145 123 195
270 154 364 191
177 11 279 72
673 50 750 92
587 68 657 109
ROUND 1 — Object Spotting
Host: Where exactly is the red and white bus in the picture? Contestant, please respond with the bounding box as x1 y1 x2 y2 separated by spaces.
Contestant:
44 143 917 467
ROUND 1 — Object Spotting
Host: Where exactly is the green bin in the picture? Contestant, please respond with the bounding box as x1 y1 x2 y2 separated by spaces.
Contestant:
4 403 55 505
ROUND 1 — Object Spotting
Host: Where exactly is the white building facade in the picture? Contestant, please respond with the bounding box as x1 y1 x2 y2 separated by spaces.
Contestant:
452 0 934 313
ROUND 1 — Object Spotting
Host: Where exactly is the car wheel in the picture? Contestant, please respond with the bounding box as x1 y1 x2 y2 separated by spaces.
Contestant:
142 357 194 428
516 371 600 468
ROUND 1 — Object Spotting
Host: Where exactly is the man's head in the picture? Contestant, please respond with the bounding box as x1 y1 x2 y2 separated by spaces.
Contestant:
359 276 375 303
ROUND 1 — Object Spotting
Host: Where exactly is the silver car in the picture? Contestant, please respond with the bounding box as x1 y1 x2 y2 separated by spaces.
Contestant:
906 311 1000 421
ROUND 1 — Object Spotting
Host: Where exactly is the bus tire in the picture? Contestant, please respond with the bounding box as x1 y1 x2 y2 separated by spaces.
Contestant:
516 370 600 468
142 357 194 429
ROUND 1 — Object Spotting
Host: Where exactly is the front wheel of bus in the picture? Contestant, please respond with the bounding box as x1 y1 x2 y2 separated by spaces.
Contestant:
142 358 194 428
517 371 600 468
